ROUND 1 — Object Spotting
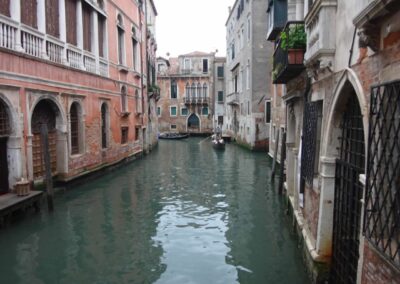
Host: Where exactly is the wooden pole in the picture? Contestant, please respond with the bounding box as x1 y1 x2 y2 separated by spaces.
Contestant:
278 131 286 194
40 124 54 212
271 129 280 182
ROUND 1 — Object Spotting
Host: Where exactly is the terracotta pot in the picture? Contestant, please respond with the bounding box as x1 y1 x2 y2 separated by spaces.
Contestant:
288 49 304 64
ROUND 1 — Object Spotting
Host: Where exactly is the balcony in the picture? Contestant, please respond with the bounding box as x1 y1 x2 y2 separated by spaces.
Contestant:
304 0 337 68
272 21 306 84
266 0 288 41
226 92 239 106
183 96 209 105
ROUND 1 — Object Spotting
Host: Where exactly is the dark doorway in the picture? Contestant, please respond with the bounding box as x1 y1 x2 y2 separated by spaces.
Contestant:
31 100 58 179
187 113 200 130
0 138 8 194
331 93 365 283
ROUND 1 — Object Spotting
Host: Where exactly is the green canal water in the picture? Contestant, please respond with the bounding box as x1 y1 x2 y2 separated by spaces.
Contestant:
0 138 309 284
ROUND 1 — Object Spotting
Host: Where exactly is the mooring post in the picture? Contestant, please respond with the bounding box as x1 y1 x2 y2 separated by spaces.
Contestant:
271 129 280 182
40 124 54 212
278 131 286 194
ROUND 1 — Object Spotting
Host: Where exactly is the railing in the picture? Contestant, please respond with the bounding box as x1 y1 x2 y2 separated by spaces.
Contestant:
0 15 112 78
83 52 96 73
46 37 64 64
0 16 17 50
226 92 239 105
99 58 108 77
21 27 43 58
272 21 306 84
183 96 209 104
181 69 192 74
67 47 82 69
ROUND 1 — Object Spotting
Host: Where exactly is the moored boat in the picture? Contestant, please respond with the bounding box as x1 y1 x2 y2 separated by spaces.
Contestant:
212 137 225 150
159 133 189 140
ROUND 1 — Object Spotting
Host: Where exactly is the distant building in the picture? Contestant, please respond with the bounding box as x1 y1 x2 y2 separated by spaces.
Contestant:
156 52 226 135
0 0 155 193
213 57 226 130
224 0 274 150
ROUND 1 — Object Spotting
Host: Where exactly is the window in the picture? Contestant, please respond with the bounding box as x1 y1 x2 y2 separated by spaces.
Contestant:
246 63 250 90
234 75 238 93
170 106 177 116
82 2 92 52
135 127 139 141
272 125 276 142
170 124 177 130
46 0 59 37
21 0 37 28
218 116 223 126
98 14 106 57
202 107 209 116
70 102 80 154
132 30 139 70
121 127 128 144
186 83 190 97
117 14 125 64
203 59 208 73
247 17 251 41
121 86 128 112
135 90 142 114
171 80 177 99
217 66 224 78
101 103 108 149
0 0 10 17
191 83 196 98
181 107 188 116
157 106 161 117
197 83 202 98
184 58 191 71
218 91 224 102
203 83 208 98
66 0 77 45
265 100 271 123
247 101 250 115
241 28 244 49
231 43 235 60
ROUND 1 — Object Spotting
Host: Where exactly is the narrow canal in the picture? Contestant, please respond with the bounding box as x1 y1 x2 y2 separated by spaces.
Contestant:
0 138 308 284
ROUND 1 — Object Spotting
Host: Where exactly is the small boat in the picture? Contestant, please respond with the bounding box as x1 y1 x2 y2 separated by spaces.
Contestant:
211 136 225 150
159 133 189 140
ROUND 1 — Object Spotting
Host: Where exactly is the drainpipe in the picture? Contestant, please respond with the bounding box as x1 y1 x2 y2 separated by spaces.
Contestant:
139 0 145 153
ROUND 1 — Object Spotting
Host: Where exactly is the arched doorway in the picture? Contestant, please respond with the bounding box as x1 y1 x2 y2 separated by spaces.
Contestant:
0 99 10 194
187 113 200 131
31 100 60 179
330 85 365 283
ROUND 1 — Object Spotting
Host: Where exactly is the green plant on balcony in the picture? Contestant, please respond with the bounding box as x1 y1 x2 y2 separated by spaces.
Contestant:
272 63 283 81
148 84 160 94
280 24 306 65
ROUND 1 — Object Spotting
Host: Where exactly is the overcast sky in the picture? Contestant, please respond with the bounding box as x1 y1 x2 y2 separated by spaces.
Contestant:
154 0 234 58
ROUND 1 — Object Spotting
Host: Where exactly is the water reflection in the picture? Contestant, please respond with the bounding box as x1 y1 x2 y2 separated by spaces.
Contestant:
0 138 308 284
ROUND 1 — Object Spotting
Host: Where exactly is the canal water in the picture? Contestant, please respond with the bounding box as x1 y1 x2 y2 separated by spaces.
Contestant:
0 138 309 284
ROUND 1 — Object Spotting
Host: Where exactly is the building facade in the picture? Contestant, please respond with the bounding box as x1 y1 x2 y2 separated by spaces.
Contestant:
224 0 274 150
0 0 155 193
157 52 224 135
267 0 400 282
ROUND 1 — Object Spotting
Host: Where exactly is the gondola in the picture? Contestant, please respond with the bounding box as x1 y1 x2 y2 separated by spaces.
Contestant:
211 136 225 150
158 133 189 140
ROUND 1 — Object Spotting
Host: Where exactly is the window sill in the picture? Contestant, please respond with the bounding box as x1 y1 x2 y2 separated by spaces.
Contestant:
118 64 129 73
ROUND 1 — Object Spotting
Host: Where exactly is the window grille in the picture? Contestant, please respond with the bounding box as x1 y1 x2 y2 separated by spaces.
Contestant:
70 103 79 154
364 80 400 268
0 100 10 136
300 101 319 186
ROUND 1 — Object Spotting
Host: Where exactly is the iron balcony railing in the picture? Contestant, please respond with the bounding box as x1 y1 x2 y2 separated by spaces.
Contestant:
183 97 209 105
272 21 306 84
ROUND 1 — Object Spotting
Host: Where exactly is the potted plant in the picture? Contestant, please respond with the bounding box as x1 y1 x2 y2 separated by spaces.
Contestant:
280 24 306 64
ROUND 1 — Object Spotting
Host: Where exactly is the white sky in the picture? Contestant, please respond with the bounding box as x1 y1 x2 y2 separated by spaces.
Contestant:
154 0 234 58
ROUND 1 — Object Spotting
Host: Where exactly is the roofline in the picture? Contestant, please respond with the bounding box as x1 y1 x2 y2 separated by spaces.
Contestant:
225 0 239 26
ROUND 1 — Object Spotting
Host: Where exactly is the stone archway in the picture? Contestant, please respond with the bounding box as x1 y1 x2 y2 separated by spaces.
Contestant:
187 113 200 132
30 99 66 180
0 99 11 193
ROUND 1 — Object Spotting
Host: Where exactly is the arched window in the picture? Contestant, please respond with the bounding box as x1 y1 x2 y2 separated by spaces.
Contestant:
197 83 202 98
121 86 127 112
101 103 108 148
70 102 80 155
185 83 190 97
117 13 125 64
191 83 196 98
0 99 10 136
203 83 208 98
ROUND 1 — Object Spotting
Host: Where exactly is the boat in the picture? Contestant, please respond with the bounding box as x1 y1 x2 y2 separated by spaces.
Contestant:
158 133 189 140
211 135 225 150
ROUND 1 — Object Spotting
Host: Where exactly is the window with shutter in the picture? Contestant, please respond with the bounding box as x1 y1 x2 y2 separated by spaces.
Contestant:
46 0 59 37
66 0 77 45
21 0 37 29
82 2 91 52
98 14 105 57
0 0 10 17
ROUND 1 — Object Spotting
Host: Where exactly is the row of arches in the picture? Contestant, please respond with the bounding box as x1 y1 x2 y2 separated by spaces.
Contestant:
185 82 208 98
0 95 111 194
